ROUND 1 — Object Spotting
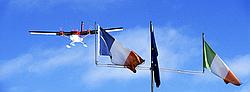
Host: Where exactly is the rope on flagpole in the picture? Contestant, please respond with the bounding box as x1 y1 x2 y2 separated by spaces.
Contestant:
96 63 127 68
95 64 203 75
137 66 203 75
160 67 203 75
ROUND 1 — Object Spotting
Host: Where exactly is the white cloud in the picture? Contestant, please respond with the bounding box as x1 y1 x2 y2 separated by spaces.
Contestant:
239 84 250 92
113 26 201 68
227 54 250 92
229 54 250 78
1 25 248 91
0 46 92 79
156 27 200 68
81 67 148 87
27 47 92 74
0 25 228 87
80 25 201 85
0 54 32 79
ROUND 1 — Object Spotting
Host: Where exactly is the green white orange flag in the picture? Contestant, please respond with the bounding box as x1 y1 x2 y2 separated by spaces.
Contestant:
203 33 241 86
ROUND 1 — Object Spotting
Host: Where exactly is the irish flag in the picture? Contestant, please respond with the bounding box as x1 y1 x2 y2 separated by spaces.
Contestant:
203 34 241 86
98 26 145 73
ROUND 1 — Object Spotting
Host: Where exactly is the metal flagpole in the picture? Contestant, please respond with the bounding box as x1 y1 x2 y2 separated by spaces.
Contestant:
202 33 205 73
94 21 98 65
150 21 154 92
151 67 154 92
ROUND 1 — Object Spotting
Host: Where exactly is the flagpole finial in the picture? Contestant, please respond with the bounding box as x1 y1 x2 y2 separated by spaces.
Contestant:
150 21 153 32
150 21 153 27
202 32 205 73
202 33 205 40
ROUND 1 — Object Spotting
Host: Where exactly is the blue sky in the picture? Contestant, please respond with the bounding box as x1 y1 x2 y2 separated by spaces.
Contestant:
0 0 249 92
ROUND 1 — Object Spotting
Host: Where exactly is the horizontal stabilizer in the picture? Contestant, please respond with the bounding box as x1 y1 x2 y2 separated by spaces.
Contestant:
104 27 124 32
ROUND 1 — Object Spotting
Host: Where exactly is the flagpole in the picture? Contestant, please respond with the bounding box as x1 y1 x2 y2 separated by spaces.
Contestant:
151 67 154 92
150 21 154 92
202 33 205 73
94 21 97 65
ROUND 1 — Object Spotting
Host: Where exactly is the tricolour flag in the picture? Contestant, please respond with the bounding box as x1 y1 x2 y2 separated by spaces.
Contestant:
98 26 144 73
203 34 241 86
150 21 160 87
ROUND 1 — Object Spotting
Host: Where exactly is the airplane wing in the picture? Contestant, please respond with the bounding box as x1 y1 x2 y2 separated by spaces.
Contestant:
29 30 58 35
29 27 123 36
29 30 72 36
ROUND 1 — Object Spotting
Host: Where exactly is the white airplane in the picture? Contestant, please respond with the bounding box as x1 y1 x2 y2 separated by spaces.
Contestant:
29 21 123 48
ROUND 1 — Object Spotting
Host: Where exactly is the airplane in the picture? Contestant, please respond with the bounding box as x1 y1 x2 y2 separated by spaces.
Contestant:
29 21 123 48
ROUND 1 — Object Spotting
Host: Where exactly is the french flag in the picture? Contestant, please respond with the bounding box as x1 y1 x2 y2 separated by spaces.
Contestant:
98 26 144 73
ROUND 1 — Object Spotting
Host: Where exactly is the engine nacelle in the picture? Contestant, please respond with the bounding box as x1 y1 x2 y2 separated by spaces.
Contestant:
59 31 64 36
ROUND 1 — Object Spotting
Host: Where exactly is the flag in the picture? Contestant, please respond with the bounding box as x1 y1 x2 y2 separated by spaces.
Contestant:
203 34 241 86
98 26 144 73
150 21 161 87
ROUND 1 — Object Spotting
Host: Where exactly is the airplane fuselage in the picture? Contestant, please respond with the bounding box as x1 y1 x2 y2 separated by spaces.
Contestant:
70 35 83 43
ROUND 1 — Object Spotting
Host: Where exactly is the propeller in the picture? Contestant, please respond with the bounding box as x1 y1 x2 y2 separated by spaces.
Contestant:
59 27 64 31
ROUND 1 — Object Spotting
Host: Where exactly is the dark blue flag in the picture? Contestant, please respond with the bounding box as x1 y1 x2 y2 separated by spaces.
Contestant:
99 27 115 56
150 21 160 87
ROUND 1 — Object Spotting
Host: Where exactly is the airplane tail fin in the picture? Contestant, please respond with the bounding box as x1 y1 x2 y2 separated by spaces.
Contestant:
81 21 84 32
